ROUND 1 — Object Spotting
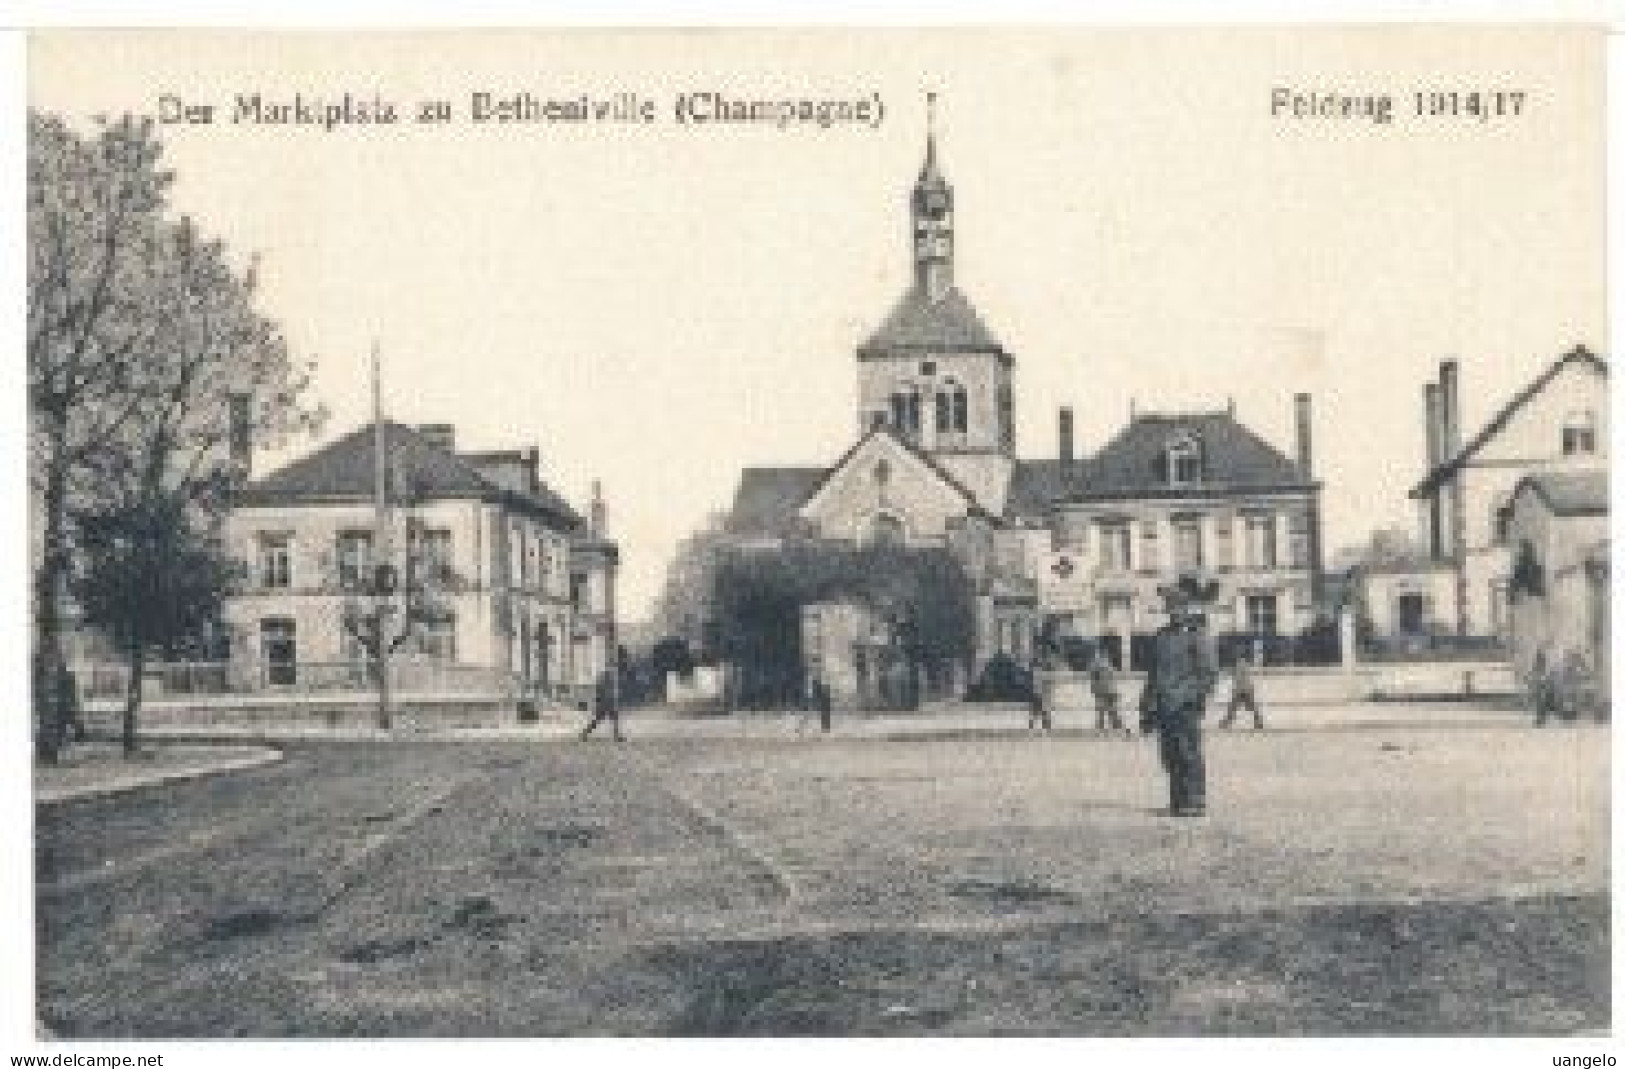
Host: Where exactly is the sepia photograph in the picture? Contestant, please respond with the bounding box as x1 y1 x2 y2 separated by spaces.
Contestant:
16 19 1612 1046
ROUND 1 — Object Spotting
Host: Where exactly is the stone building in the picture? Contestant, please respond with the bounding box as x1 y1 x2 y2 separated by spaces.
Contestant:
1393 346 1609 641
225 421 618 704
722 108 1324 706
1497 469 1608 710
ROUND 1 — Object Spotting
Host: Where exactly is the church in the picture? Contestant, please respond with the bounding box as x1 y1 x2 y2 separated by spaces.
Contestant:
725 102 1325 708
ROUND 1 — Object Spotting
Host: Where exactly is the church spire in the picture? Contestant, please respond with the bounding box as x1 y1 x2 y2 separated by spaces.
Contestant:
911 92 954 300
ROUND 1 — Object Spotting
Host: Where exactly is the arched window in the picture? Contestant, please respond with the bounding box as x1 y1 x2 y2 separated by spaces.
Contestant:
935 379 969 435
869 513 906 547
1562 410 1597 455
889 393 908 432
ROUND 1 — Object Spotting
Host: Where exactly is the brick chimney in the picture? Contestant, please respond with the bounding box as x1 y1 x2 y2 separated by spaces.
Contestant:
1293 393 1313 479
589 479 607 538
1058 406 1075 463
417 423 456 453
523 446 541 493
1438 359 1461 458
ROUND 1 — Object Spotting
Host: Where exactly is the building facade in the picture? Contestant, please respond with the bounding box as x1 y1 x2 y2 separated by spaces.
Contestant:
723 112 1324 706
225 421 617 703
1401 347 1608 640
1497 469 1608 709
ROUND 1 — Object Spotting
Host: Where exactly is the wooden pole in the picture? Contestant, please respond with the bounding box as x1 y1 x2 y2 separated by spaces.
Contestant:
373 342 392 730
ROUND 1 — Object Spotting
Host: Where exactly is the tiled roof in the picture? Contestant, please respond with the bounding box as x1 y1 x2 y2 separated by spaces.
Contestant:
1057 411 1309 502
1411 346 1608 499
858 286 1005 354
725 466 826 537
238 421 583 529
1510 468 1609 518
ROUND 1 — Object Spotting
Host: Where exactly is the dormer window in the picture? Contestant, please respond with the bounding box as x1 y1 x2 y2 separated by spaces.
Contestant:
1562 409 1597 455
1164 435 1202 485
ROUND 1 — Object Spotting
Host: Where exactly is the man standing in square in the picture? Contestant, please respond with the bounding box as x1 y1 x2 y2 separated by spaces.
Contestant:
1139 577 1220 817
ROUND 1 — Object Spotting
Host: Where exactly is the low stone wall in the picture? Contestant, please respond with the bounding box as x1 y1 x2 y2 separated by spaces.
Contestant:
1042 660 1517 711
83 692 542 732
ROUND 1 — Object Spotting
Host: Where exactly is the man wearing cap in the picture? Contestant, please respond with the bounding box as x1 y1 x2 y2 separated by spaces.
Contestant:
1139 577 1221 817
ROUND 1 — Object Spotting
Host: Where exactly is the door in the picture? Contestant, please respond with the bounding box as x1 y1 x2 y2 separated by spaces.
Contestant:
260 618 297 687
1397 592 1427 636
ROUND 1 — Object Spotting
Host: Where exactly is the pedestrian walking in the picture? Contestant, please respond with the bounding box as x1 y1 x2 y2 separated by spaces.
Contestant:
1219 644 1265 729
1027 665 1052 732
578 667 624 742
796 674 834 734
1529 646 1556 727
1139 577 1220 817
1088 648 1129 734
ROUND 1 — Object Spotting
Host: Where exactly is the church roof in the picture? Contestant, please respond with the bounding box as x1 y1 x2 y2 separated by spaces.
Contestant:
725 466 827 538
1410 346 1608 499
858 285 1006 356
1056 411 1310 503
238 420 584 529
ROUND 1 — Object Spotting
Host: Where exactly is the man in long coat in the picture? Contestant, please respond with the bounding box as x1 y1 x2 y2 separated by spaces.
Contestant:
1139 578 1220 817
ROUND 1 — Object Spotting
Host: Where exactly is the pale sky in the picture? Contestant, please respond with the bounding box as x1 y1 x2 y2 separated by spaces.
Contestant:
29 26 1607 621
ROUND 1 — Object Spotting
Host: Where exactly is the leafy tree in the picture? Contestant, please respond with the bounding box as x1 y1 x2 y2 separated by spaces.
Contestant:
649 635 696 679
72 495 236 755
647 511 732 656
29 110 323 760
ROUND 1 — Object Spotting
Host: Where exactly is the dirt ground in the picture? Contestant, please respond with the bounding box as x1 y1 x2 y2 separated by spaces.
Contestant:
34 721 1609 1036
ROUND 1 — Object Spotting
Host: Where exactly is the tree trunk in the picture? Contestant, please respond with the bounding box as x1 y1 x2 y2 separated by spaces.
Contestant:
33 418 70 764
123 642 144 758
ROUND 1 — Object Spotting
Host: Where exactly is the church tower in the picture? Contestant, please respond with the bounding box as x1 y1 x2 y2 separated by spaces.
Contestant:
856 94 1016 513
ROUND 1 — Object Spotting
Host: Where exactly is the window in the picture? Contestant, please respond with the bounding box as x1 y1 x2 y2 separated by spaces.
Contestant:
1288 511 1310 569
1244 594 1279 636
920 360 936 376
419 614 457 662
951 383 968 433
1243 514 1277 569
1138 522 1160 571
1214 517 1234 569
935 390 952 433
335 530 372 591
1562 410 1597 455
1099 521 1131 571
1172 517 1203 571
889 390 923 436
570 572 587 612
1165 437 1202 485
417 528 452 576
258 533 292 590
869 513 906 547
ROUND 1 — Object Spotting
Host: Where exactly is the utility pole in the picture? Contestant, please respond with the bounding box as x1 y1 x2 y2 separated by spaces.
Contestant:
372 343 393 730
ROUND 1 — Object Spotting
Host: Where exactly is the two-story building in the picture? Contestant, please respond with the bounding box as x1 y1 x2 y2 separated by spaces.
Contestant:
225 421 617 705
1384 347 1609 642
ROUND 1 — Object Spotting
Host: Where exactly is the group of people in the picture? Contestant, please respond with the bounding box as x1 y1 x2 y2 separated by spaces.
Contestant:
1025 577 1261 817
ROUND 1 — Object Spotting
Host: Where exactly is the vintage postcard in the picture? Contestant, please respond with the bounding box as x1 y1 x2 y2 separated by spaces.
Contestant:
20 22 1610 1047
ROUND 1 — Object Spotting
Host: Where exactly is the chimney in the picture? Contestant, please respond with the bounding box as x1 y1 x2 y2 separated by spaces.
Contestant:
1423 382 1444 469
523 446 541 493
417 423 456 454
1293 393 1314 478
227 391 252 484
589 479 607 538
1438 359 1461 457
1058 406 1075 463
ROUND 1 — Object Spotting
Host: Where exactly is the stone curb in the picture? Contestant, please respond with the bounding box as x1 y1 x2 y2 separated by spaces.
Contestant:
34 746 285 806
